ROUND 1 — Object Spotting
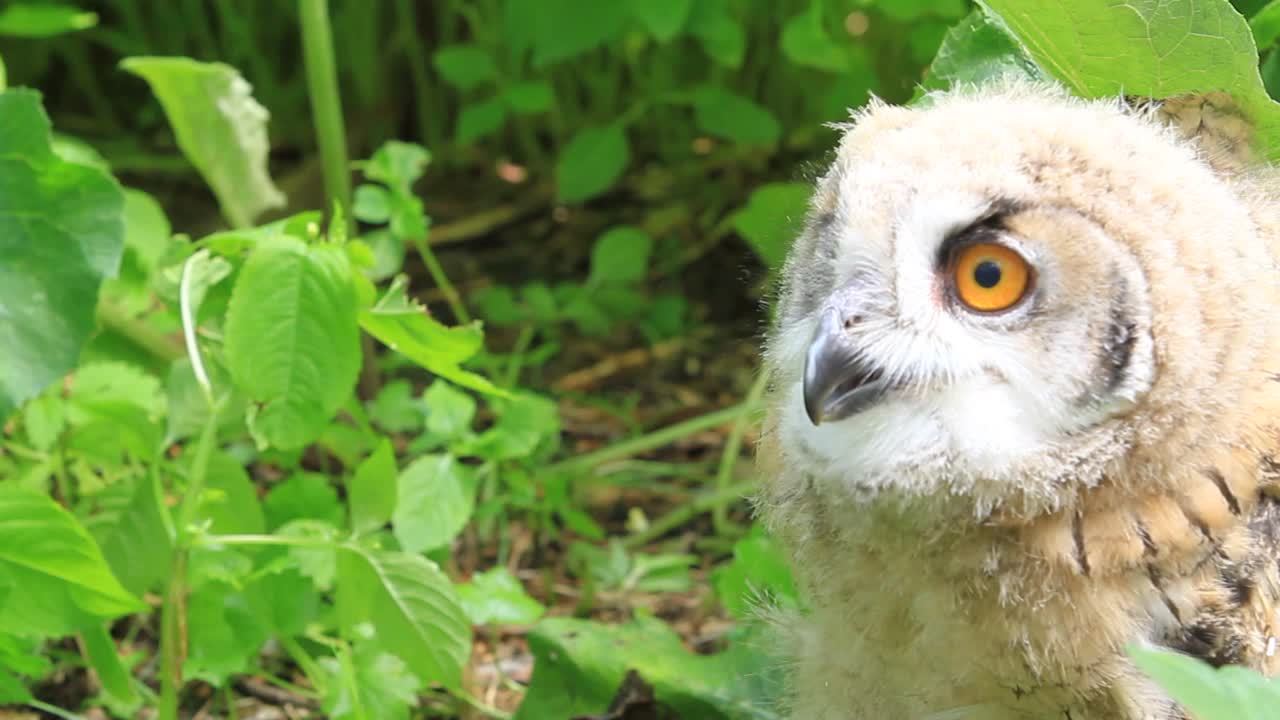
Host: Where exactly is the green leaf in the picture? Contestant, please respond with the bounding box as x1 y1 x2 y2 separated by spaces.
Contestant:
336 548 471 688
921 8 1042 93
693 87 780 145
350 439 398 535
556 124 630 203
369 379 424 433
423 380 476 440
21 389 64 452
363 141 430 191
201 451 266 535
0 3 96 37
121 57 285 227
185 579 269 684
457 567 546 626
879 0 969 22
98 475 173 596
533 0 629 66
360 276 507 397
432 44 499 90
516 614 783 719
318 634 421 720
502 82 555 114
781 2 848 72
457 96 508 144
225 237 361 450
0 486 142 636
276 519 339 591
1251 0 1280 50
1130 646 1280 720
712 527 798 619
629 0 692 42
463 393 559 461
0 89 125 420
588 226 653 286
65 362 166 461
121 188 171 272
687 0 745 68
81 622 141 712
392 455 474 553
353 184 391 224
265 473 345 530
979 0 1280 160
731 183 811 270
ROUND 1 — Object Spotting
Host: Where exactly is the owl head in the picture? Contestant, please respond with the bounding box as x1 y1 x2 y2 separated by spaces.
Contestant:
764 81 1274 517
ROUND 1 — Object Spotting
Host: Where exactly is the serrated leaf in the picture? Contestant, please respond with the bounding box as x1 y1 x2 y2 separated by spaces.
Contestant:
360 276 507 397
0 3 96 37
392 455 474 553
318 637 421 720
693 87 780 145
629 0 692 42
556 124 629 203
0 89 124 419
432 44 499 90
731 183 812 271
979 0 1280 160
0 486 142 637
588 226 653 286
225 237 361 450
336 548 471 688
121 57 285 227
350 439 397 535
533 0 629 66
457 567 546 626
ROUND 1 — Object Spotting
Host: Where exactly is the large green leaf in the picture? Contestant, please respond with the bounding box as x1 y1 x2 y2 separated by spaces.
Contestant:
225 237 361 450
920 8 1042 93
121 57 285 227
1130 646 1280 720
336 547 471 689
0 486 142 636
0 89 124 419
515 614 782 719
979 0 1280 159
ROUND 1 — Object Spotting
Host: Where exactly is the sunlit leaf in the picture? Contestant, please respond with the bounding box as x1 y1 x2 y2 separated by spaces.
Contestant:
457 567 546 626
392 454 474 553
349 439 398 535
0 3 96 37
731 183 811 270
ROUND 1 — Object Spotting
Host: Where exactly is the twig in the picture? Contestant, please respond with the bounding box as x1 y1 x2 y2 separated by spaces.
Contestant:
235 675 320 710
552 338 685 392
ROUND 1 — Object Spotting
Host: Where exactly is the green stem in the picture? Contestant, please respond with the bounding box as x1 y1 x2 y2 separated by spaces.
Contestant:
198 533 338 549
26 700 87 720
299 0 352 231
411 235 471 324
96 301 183 364
622 479 757 550
544 404 749 478
503 325 536 387
158 412 218 720
711 370 768 534
392 0 437 147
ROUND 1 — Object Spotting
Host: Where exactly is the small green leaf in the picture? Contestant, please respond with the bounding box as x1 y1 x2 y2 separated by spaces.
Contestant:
457 567 547 626
368 379 424 433
121 188 171 272
629 0 692 42
712 527 798 619
360 277 507 397
98 475 172 596
66 362 166 462
185 578 269 684
276 520 339 591
393 455 474 553
318 635 421 720
781 2 848 72
687 0 745 68
265 473 345 530
588 226 653 286
463 393 559 461
121 57 285 227
533 0 629 66
350 439 398 535
432 44 499 90
693 87 780 145
353 184 392 224
336 548 471 688
0 486 142 636
0 89 124 419
556 124 630 203
731 183 812 270
423 380 476 440
457 96 508 144
21 390 64 452
225 237 361 450
202 451 266 535
502 82 555 114
363 141 430 191
0 3 96 37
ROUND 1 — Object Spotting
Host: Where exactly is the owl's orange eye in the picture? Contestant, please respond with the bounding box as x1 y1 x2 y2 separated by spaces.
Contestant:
951 242 1031 312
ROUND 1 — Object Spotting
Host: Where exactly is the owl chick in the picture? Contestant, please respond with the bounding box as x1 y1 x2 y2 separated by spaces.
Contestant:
756 81 1280 720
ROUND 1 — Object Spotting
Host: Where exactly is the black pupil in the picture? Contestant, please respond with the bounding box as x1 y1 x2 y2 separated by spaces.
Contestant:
973 260 1002 289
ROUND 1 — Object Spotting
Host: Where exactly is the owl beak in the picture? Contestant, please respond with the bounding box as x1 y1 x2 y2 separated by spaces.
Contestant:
803 308 889 425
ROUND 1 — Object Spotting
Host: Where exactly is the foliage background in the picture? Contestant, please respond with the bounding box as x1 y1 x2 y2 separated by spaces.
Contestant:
0 0 1279 718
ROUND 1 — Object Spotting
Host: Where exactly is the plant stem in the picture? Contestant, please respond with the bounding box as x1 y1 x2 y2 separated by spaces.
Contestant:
299 0 352 232
622 479 757 550
200 533 337 549
96 301 183 365
711 370 768 534
544 404 749 478
411 235 471 324
392 0 437 147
